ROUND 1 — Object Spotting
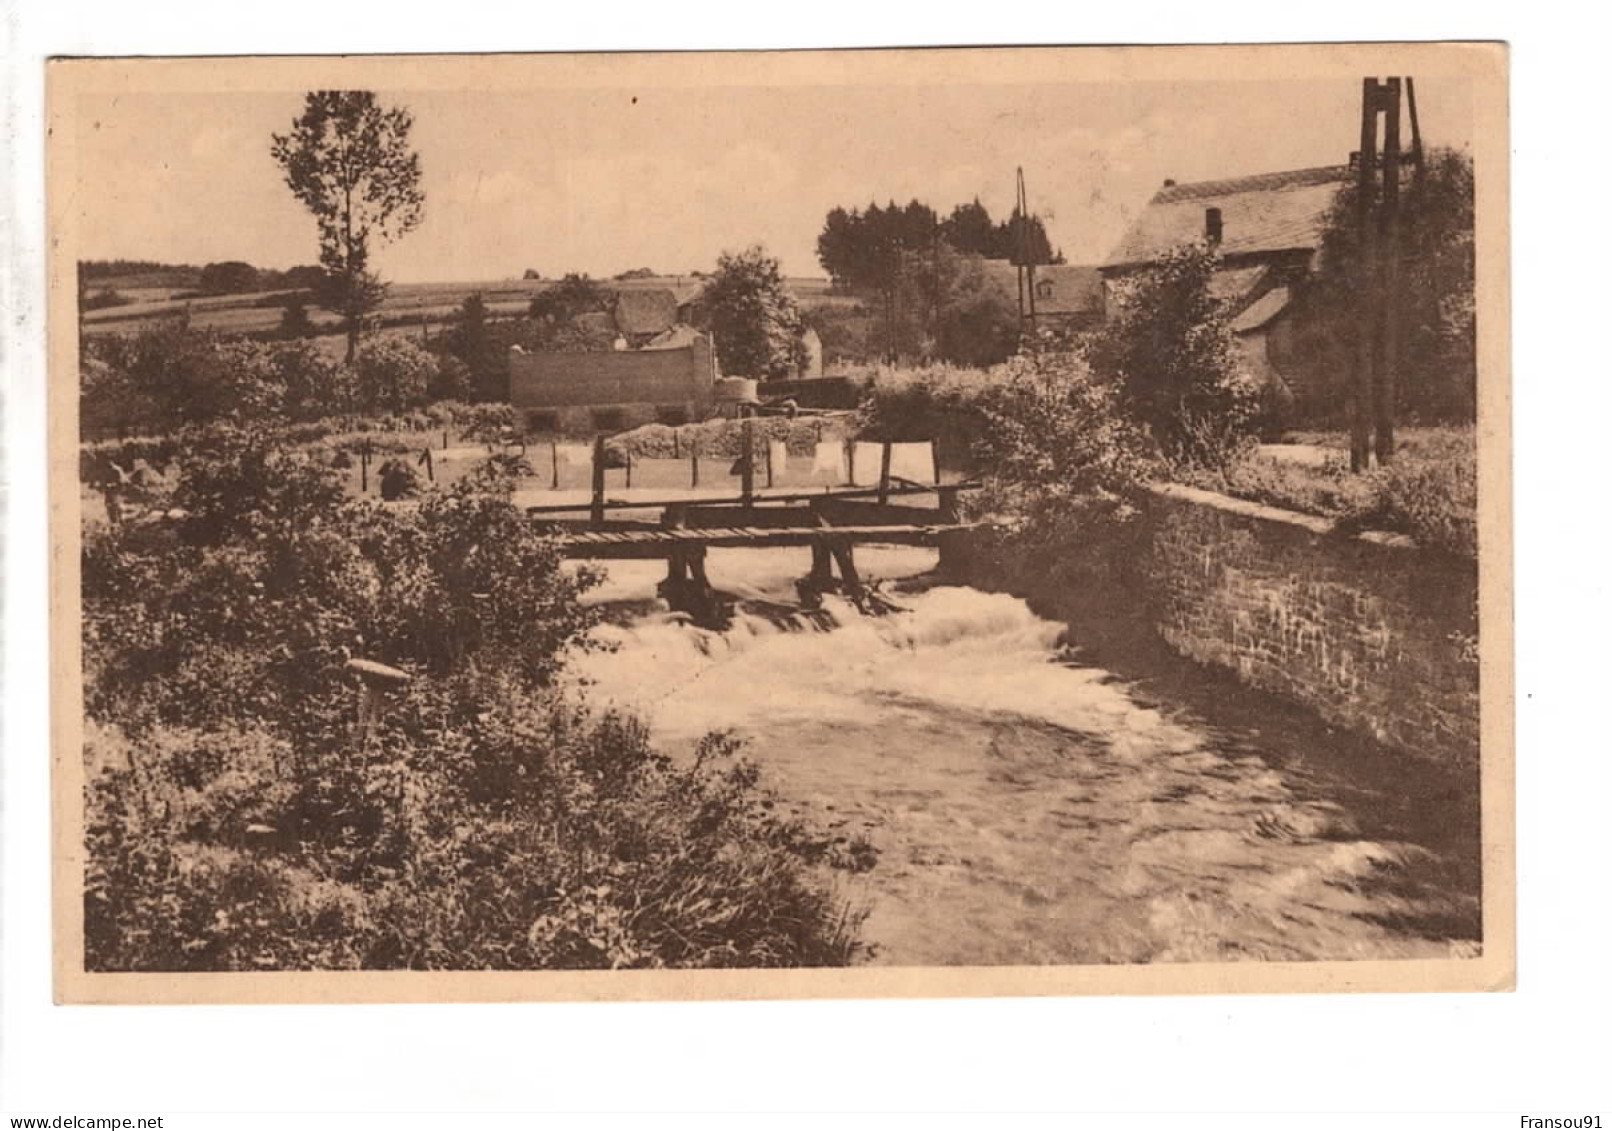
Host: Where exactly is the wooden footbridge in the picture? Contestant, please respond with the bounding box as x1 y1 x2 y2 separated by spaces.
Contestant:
527 436 979 622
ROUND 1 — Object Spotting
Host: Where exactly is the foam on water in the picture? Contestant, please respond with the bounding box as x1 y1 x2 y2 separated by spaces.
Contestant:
563 551 1481 966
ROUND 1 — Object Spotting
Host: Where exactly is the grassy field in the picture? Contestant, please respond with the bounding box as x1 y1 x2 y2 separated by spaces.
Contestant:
79 273 838 345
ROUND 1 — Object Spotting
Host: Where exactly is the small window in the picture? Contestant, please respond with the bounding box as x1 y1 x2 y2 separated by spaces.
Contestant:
590 408 626 433
1036 279 1054 299
526 411 559 434
655 405 690 427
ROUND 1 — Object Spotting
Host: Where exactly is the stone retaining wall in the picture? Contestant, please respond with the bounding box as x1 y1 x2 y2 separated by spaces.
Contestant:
1142 483 1479 767
960 483 1481 768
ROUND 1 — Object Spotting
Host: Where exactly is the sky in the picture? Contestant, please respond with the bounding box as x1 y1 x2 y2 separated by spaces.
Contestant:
71 75 1474 283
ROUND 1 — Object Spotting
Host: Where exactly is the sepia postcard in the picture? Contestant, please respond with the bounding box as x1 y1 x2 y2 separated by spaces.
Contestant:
48 42 1512 1004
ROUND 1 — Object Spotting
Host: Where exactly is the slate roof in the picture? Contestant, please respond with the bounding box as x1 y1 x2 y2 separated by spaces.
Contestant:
641 324 702 351
1206 264 1271 308
1103 165 1350 270
612 288 680 335
1229 286 1292 334
978 259 1104 316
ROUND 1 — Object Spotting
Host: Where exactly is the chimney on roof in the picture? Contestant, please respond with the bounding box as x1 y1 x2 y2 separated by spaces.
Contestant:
1204 206 1223 245
1163 178 1176 187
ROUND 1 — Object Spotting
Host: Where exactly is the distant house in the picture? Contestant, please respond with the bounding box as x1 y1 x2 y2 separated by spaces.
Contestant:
977 259 1106 332
509 333 719 434
1101 164 1354 419
611 288 681 345
510 279 719 433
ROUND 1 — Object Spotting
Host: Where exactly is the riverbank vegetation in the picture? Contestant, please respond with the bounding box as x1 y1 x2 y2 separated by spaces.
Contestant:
851 238 1476 559
1175 427 1478 558
82 424 870 971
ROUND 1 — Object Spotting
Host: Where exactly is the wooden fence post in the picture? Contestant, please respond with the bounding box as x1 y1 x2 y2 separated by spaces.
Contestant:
877 441 893 506
741 419 755 509
551 440 560 490
591 434 606 526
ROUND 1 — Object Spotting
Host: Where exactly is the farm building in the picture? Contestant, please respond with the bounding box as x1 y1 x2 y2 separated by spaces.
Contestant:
1101 164 1355 421
508 331 720 435
507 279 725 433
977 259 1106 332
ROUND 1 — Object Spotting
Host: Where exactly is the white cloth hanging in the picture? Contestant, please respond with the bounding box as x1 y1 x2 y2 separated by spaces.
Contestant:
889 441 938 485
811 440 849 483
768 440 789 483
852 441 937 487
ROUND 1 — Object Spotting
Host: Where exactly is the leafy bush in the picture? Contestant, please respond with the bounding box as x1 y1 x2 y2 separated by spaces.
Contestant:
81 424 869 970
85 703 866 971
1084 241 1259 468
1353 430 1478 557
430 353 473 402
354 337 434 414
377 457 421 500
852 363 997 471
83 325 285 432
972 349 1156 530
1178 427 1477 558
82 328 357 434
263 339 352 421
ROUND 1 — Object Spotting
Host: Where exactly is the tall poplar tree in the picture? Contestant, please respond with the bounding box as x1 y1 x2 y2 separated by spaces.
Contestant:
271 91 425 362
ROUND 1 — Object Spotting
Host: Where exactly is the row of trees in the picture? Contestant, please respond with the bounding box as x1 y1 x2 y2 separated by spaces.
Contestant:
813 197 1058 366
816 197 1059 290
82 326 465 436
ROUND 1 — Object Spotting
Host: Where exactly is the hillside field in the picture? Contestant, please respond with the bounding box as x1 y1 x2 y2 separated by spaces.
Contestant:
79 273 842 348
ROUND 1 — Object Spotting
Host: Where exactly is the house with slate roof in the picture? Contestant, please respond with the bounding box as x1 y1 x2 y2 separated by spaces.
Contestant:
611 288 683 345
1101 164 1355 420
977 259 1107 332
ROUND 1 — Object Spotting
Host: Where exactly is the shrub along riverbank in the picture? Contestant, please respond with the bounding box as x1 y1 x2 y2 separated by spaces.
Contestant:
81 423 869 971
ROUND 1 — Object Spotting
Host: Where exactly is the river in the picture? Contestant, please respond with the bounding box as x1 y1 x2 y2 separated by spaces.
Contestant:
566 546 1482 967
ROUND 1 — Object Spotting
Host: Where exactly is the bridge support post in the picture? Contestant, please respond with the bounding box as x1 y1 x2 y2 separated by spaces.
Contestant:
658 545 722 625
797 536 865 607
808 542 834 586
829 540 865 603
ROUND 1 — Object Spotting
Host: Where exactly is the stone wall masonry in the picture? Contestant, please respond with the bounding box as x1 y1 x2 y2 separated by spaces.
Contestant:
954 482 1480 769
1141 483 1479 768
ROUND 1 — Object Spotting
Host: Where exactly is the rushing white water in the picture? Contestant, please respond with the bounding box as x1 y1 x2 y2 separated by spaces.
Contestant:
567 547 1481 967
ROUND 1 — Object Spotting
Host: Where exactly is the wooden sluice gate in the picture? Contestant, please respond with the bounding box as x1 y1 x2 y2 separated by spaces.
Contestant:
532 484 976 623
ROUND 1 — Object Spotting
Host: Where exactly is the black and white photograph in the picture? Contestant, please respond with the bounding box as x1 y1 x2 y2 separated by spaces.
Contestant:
46 43 1511 1002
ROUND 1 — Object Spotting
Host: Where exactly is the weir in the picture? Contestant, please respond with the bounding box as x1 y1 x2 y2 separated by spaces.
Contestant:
533 483 978 623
